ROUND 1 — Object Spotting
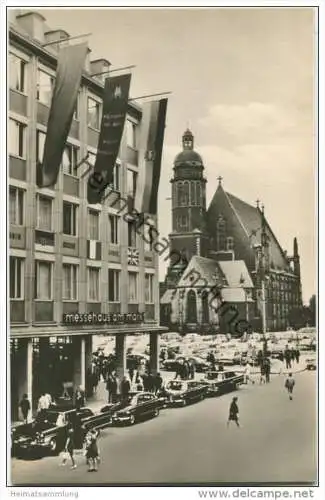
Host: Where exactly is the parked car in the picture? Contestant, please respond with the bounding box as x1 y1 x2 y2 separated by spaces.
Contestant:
306 356 316 371
203 370 244 397
109 392 161 425
215 350 237 366
163 380 207 406
11 406 94 458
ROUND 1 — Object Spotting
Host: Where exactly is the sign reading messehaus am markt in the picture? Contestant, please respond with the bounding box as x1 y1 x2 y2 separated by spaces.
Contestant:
63 312 144 325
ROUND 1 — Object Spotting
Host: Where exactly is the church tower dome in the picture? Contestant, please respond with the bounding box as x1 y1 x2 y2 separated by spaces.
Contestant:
166 129 209 285
174 129 203 168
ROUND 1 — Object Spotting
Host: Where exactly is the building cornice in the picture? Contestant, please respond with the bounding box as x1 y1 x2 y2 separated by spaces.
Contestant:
9 25 142 120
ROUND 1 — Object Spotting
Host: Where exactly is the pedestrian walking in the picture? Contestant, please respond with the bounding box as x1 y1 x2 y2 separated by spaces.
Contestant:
284 345 292 369
244 364 253 385
295 348 300 365
19 394 30 423
154 372 163 394
85 429 100 472
264 358 271 383
75 388 85 410
60 425 77 469
260 363 266 384
147 372 155 393
227 396 240 428
284 373 295 400
120 375 131 402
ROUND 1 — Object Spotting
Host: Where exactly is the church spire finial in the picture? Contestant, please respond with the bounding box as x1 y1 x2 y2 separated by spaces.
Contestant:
217 176 223 187
182 127 194 150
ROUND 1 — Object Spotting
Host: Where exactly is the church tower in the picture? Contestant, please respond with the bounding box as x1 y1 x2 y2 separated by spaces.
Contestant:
166 129 208 285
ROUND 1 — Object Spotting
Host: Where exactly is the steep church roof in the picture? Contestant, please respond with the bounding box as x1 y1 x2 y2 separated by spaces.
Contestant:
207 184 290 271
218 260 254 288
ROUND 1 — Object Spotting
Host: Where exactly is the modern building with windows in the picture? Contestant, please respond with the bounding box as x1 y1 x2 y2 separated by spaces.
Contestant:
9 10 164 420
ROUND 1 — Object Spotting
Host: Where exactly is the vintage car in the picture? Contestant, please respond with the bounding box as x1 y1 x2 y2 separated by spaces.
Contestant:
163 380 207 406
107 392 161 425
306 356 317 370
162 356 209 373
11 406 96 458
203 370 244 396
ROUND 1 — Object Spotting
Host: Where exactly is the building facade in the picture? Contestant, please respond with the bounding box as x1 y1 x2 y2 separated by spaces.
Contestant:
161 129 302 334
9 10 164 420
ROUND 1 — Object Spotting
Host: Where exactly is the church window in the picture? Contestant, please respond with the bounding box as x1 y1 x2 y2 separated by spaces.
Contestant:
216 215 226 251
226 236 234 251
186 290 197 324
180 182 189 206
190 182 196 206
196 183 202 205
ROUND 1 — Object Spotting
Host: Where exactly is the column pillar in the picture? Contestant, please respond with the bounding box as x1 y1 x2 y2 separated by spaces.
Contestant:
38 337 50 395
84 335 93 397
80 337 86 390
72 336 82 389
115 333 126 382
16 338 33 420
149 332 159 375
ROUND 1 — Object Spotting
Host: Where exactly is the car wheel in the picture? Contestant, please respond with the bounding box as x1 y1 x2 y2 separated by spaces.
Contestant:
49 438 58 455
154 408 160 418
235 383 241 390
129 415 135 425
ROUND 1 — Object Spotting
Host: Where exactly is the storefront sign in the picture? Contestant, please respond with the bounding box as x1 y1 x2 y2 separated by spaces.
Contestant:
63 312 145 324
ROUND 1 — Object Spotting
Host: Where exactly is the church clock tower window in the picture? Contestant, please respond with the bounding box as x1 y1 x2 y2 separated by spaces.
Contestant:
226 236 234 251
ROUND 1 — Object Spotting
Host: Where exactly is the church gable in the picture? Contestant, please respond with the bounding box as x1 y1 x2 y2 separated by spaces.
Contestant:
225 192 289 271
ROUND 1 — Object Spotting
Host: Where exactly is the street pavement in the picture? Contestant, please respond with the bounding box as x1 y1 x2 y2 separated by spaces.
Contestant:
11 370 317 485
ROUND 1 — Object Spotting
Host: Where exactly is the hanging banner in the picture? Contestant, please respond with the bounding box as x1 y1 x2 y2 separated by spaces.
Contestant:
134 98 168 215
87 73 132 204
37 43 88 188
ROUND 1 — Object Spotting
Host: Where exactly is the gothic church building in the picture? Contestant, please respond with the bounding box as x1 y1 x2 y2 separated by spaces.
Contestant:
160 129 302 334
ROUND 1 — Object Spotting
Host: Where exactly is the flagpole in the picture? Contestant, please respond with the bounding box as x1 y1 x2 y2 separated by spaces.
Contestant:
91 65 136 77
129 91 172 101
42 33 92 47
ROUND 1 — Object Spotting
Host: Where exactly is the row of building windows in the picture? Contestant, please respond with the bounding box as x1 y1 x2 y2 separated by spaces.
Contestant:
173 181 204 207
9 119 138 196
9 53 138 148
10 257 155 303
9 186 151 248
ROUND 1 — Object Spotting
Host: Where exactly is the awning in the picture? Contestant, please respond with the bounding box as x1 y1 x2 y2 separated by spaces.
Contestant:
10 324 168 339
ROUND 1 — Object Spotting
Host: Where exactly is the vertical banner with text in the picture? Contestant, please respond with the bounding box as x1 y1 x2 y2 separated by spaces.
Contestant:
37 43 88 188
135 98 168 215
87 73 132 204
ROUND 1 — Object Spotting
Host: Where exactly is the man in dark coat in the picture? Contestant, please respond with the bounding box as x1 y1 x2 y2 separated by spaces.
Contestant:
107 372 118 403
120 376 131 402
154 372 163 394
295 348 300 364
19 394 30 424
264 358 271 383
284 345 292 369
147 372 155 393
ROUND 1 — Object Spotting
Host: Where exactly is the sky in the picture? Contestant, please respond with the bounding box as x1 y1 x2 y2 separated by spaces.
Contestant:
36 7 316 303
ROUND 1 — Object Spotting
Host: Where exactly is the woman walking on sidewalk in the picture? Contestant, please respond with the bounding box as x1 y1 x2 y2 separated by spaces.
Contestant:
85 429 100 472
285 373 295 401
227 396 240 428
60 425 76 469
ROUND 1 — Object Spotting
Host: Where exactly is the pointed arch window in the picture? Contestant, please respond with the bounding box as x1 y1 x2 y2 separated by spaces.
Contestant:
186 290 197 324
216 215 226 251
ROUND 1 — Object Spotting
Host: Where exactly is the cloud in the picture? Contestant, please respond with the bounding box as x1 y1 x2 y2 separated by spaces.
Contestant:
198 102 311 147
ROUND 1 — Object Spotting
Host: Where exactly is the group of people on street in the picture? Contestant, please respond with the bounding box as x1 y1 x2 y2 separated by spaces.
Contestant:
105 369 164 403
283 345 300 369
174 358 196 380
60 425 100 472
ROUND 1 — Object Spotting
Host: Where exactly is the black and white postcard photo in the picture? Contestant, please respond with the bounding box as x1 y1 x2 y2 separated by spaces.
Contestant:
3 2 323 497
